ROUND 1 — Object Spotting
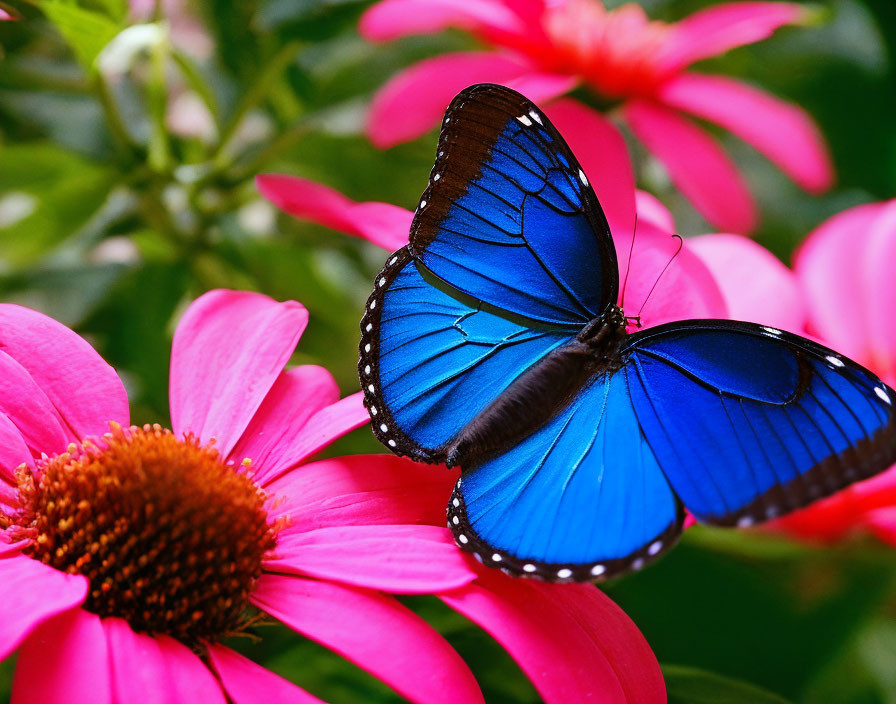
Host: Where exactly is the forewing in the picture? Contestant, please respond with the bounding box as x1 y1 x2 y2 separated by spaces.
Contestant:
409 83 619 327
624 321 896 525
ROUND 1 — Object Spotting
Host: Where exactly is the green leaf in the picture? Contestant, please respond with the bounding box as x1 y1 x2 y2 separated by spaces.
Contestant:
38 1 121 73
664 666 793 704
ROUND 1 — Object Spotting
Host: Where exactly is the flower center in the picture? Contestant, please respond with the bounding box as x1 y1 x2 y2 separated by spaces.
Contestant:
2 423 276 646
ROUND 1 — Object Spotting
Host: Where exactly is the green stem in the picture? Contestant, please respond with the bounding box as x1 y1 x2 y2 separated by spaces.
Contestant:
93 72 137 157
212 41 302 168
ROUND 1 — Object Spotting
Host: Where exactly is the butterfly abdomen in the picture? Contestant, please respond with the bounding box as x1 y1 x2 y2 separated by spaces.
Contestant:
444 322 625 468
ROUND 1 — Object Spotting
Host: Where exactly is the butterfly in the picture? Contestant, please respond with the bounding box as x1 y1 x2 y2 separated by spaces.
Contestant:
358 83 896 582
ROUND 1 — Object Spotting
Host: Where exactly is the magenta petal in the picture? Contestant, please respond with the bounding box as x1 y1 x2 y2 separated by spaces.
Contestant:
0 411 32 481
859 201 896 385
624 100 757 234
170 290 308 458
0 304 129 440
359 0 525 41
0 351 69 457
257 174 412 251
440 571 663 704
543 99 636 239
263 454 456 530
103 617 226 704
620 222 726 327
365 52 572 148
659 2 808 72
209 645 325 704
12 609 111 704
266 524 477 594
252 574 484 704
255 393 371 485
794 203 885 363
227 365 339 472
0 552 88 661
660 73 833 192
689 233 807 333
635 190 676 232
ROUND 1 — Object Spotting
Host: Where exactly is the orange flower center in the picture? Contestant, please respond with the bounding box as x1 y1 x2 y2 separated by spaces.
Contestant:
2 423 277 646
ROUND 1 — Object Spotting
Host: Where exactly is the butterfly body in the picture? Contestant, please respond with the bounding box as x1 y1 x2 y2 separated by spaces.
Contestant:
359 84 896 582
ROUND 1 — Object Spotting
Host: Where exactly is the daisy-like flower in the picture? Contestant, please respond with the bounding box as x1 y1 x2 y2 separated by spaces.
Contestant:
360 0 833 234
0 290 663 703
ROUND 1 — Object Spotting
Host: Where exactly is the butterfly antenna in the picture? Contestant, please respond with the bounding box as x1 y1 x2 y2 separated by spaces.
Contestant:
619 211 638 310
636 234 683 318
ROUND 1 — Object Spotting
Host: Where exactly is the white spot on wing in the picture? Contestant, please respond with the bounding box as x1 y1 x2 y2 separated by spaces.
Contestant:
452 498 460 507
458 534 468 544
516 114 532 126
367 384 375 393
737 515 754 527
529 109 542 125
578 169 588 186
388 439 396 447
876 387 891 405
761 326 782 336
491 553 502 562
648 540 663 556
591 564 606 577
632 558 645 570
452 516 459 525
364 365 371 374
380 423 388 432
556 568 573 579
826 355 844 367
364 343 371 352
523 563 537 573
370 406 378 416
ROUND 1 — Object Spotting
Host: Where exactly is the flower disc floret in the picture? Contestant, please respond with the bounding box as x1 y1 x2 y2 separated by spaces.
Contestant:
2 422 276 646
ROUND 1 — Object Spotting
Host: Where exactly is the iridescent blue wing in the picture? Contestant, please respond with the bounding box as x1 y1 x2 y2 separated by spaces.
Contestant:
408 83 618 326
448 369 684 581
624 321 896 526
360 247 572 462
361 83 619 461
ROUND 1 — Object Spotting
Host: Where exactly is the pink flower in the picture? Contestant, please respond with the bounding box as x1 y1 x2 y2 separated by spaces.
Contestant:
360 0 833 233
0 290 663 703
260 97 727 328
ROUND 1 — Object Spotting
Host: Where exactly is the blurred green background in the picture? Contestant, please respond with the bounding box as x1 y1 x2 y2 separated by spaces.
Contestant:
1 0 895 701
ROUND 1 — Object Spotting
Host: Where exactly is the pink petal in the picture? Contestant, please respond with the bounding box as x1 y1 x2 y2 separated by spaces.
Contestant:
859 201 896 384
0 411 32 480
266 524 477 594
252 574 484 704
169 290 308 458
659 73 833 192
0 553 88 661
624 100 757 234
103 617 226 704
636 190 676 233
793 202 886 364
688 233 807 333
257 174 412 251
359 0 525 41
619 221 727 328
0 304 129 440
440 571 663 704
227 365 339 471
0 351 70 456
659 2 809 72
208 645 325 704
543 99 636 239
865 507 896 548
254 393 371 485
366 52 575 148
263 454 456 531
12 609 111 704
542 583 666 703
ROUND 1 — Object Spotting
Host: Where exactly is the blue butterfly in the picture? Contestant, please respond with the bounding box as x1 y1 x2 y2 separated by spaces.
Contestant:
359 83 896 582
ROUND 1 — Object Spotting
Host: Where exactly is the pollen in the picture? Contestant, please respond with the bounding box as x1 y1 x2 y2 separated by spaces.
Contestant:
3 422 276 646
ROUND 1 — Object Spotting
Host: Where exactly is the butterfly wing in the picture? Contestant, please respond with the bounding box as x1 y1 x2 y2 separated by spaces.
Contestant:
408 83 619 326
624 321 896 526
361 247 572 462
448 369 683 581
362 83 620 460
